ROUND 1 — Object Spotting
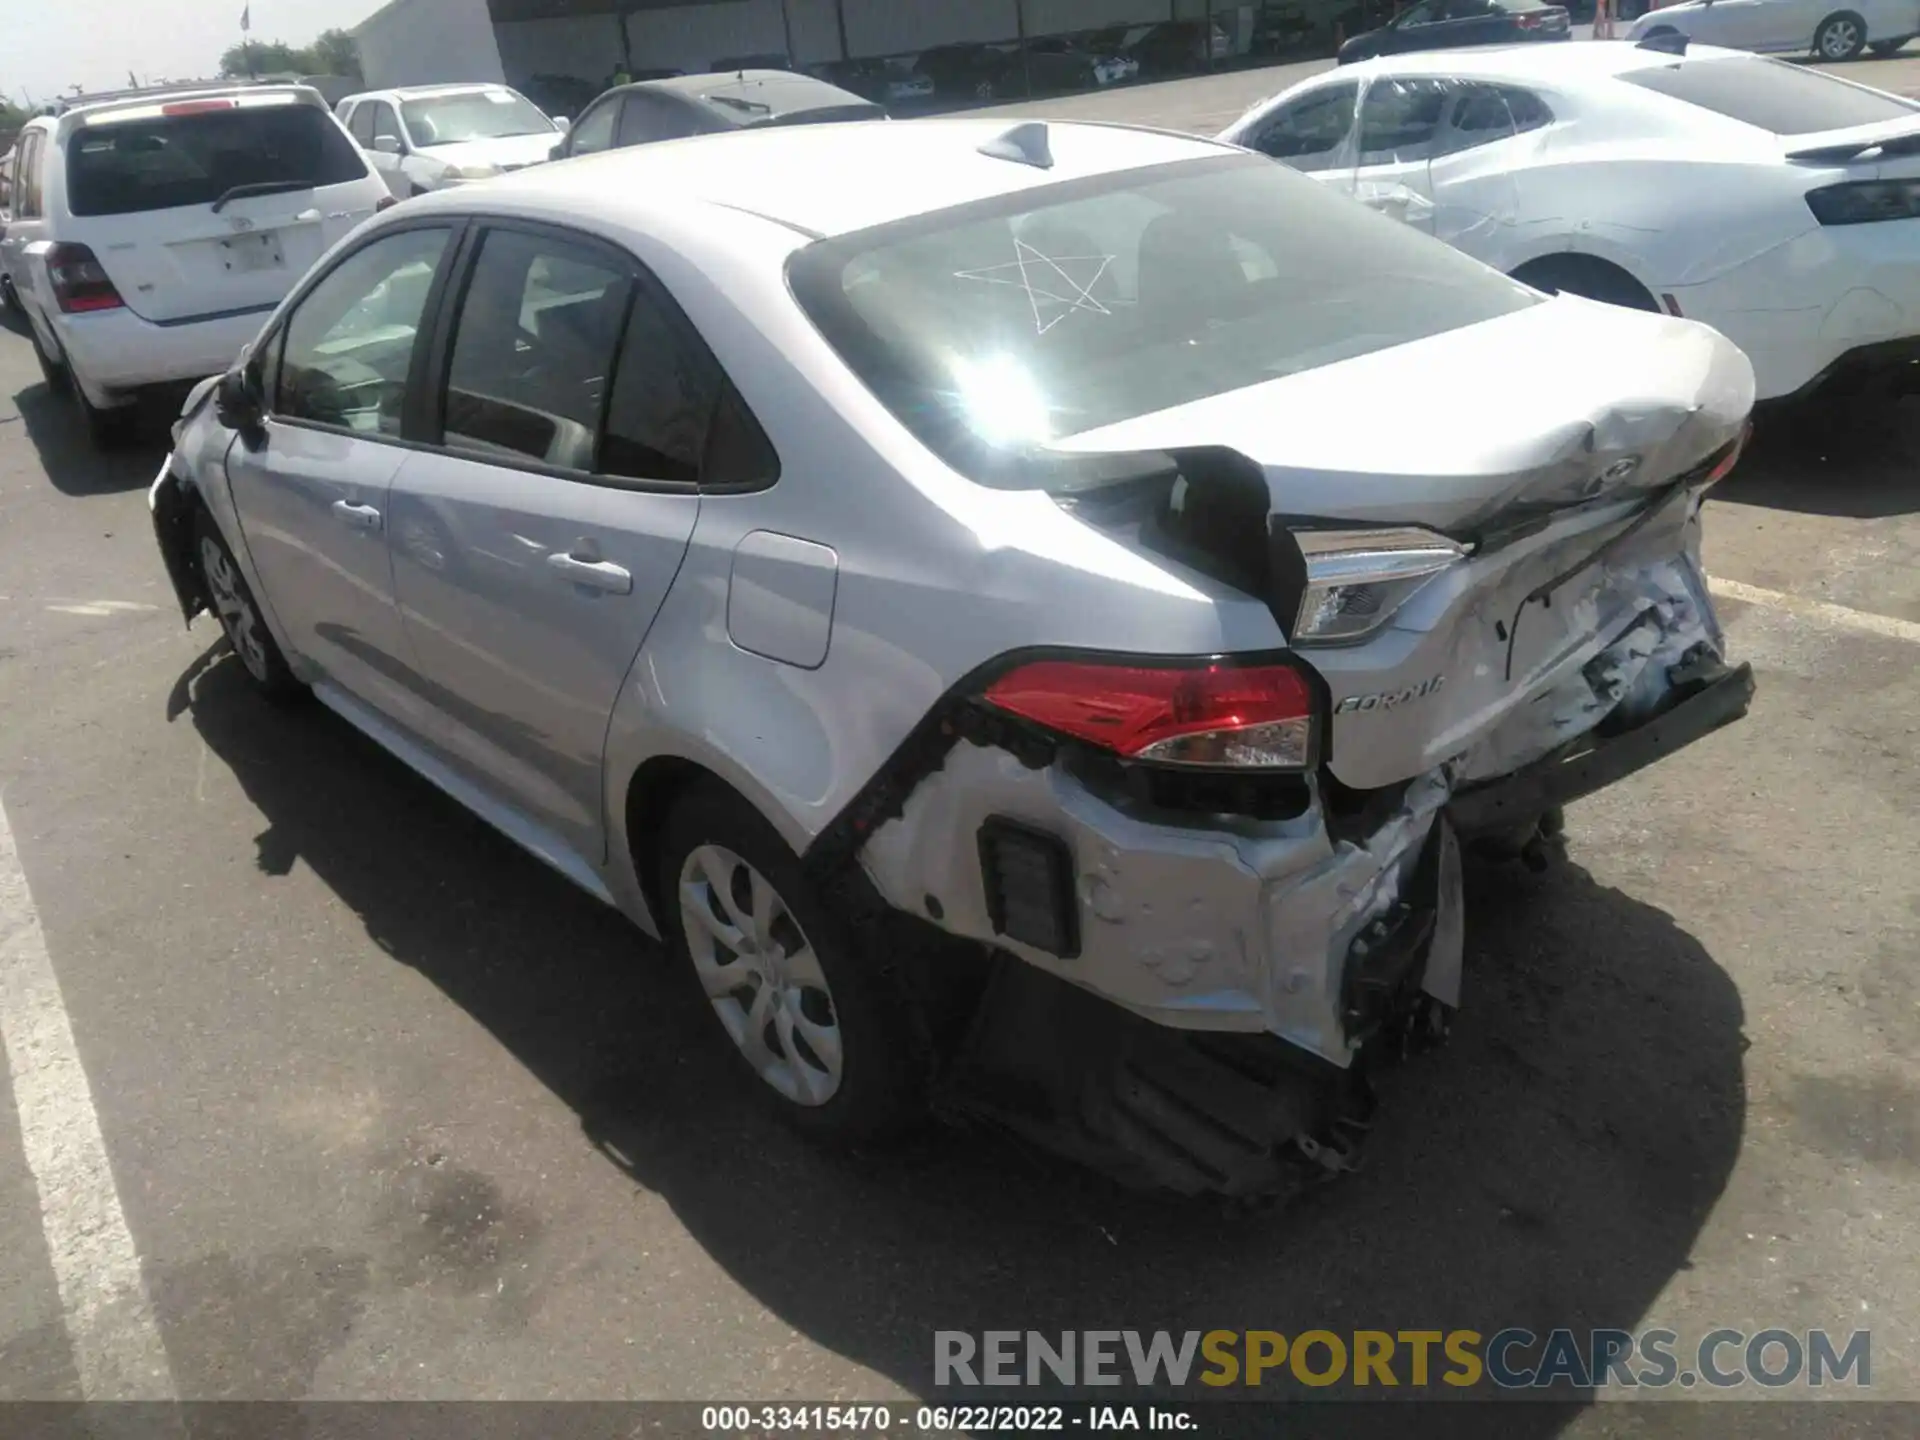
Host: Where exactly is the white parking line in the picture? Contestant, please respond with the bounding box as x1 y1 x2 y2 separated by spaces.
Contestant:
0 795 178 1401
1710 576 1920 646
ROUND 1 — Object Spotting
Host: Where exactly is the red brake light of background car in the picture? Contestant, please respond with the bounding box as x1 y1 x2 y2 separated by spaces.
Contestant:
1704 424 1751 488
983 659 1317 770
46 243 126 314
161 99 238 116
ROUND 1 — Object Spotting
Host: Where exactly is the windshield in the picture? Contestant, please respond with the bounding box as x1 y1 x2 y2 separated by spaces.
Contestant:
1622 56 1920 134
66 103 368 217
401 90 554 145
788 152 1538 488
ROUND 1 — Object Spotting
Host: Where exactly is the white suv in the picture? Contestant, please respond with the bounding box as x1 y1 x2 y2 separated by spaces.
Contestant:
336 84 567 200
0 84 389 446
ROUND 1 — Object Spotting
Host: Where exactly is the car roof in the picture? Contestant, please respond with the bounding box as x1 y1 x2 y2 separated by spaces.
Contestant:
49 85 325 141
626 69 875 123
429 116 1229 239
347 82 525 103
1333 38 1758 84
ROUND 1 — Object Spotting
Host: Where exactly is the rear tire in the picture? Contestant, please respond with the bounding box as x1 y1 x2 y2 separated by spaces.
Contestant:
1510 254 1660 313
75 383 138 450
657 781 929 1146
1815 12 1868 59
194 508 304 703
1869 38 1906 55
29 322 70 396
0 275 19 316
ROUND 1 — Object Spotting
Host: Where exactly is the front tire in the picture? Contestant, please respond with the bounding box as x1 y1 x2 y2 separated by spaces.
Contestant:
1815 12 1868 59
195 509 303 703
658 782 928 1145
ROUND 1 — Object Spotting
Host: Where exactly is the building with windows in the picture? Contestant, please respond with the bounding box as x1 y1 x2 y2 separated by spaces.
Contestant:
351 0 1291 92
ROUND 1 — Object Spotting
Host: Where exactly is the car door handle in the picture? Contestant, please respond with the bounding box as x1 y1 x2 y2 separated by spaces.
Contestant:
331 500 382 531
548 552 632 595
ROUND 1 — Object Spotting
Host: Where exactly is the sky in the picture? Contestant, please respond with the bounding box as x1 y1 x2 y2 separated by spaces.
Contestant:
3 0 391 104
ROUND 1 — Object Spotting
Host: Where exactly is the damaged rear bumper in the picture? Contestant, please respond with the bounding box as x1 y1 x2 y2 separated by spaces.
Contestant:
1448 655 1756 838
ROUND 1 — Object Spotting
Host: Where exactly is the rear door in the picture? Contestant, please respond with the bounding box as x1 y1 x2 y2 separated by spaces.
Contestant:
1425 82 1535 252
384 221 751 861
55 94 381 325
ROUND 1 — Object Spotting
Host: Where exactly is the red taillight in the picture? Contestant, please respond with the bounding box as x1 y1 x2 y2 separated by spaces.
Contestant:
46 243 125 314
161 99 237 116
1515 11 1544 26
983 659 1316 770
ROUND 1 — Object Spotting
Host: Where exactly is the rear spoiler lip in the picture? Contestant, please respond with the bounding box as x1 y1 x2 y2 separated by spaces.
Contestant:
1785 129 1920 164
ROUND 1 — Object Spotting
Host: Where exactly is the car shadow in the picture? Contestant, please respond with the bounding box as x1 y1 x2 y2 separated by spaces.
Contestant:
11 379 169 496
1722 393 1920 520
181 652 1746 1431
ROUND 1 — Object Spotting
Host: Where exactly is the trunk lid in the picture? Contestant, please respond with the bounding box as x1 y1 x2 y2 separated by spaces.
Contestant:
1054 298 1754 791
1053 297 1752 535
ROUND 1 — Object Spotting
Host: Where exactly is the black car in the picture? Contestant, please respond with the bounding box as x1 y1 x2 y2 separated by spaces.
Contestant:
551 70 884 159
1337 0 1570 63
914 42 1021 101
1110 19 1232 74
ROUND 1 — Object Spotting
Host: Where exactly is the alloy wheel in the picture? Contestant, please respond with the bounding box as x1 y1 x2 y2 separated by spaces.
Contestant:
679 844 844 1107
1821 19 1861 56
200 535 270 683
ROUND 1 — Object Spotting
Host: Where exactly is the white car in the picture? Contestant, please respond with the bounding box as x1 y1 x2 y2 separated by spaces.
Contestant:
1627 0 1919 61
336 84 566 199
1221 41 1920 401
0 84 389 446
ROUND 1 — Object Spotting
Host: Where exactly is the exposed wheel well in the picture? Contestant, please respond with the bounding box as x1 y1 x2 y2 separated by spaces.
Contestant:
623 755 729 927
1510 253 1660 313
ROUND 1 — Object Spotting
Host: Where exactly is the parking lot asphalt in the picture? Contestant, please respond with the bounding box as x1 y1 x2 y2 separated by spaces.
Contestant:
2 53 1919 1436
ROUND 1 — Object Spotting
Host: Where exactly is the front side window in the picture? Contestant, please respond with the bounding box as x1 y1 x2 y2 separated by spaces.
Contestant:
64 104 368 218
1621 55 1920 134
370 103 405 148
347 102 376 145
1250 83 1357 172
401 90 555 147
441 229 633 472
568 98 620 155
789 153 1537 490
276 226 451 435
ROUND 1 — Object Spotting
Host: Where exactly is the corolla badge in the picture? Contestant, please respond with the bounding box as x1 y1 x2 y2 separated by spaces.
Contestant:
1333 675 1446 716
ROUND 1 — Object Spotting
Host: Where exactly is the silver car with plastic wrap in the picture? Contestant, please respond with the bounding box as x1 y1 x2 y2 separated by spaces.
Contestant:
150 117 1756 1198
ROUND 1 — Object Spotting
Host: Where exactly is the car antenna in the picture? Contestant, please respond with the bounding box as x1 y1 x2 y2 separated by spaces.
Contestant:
978 120 1053 169
1637 31 1688 55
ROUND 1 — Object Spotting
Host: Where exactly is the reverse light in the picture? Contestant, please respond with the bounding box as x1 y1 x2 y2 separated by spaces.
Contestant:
1805 178 1920 225
983 659 1317 770
1291 527 1469 646
45 243 126 314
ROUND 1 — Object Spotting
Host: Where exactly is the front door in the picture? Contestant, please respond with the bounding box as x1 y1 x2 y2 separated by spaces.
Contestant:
386 222 724 861
226 222 457 727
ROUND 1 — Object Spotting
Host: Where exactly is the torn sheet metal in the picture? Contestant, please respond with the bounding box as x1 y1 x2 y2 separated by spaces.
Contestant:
859 742 1454 1067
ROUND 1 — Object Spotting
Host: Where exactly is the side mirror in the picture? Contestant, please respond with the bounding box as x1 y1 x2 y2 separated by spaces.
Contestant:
372 134 402 155
215 362 265 443
553 116 572 133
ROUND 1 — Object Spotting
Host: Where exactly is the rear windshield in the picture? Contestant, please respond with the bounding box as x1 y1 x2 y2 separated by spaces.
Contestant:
401 91 554 145
788 152 1537 488
66 103 368 217
1622 56 1920 134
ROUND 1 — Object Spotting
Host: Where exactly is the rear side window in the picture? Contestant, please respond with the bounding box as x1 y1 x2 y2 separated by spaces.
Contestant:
1359 78 1455 166
65 104 369 217
1622 56 1920 134
442 229 634 473
601 288 720 484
